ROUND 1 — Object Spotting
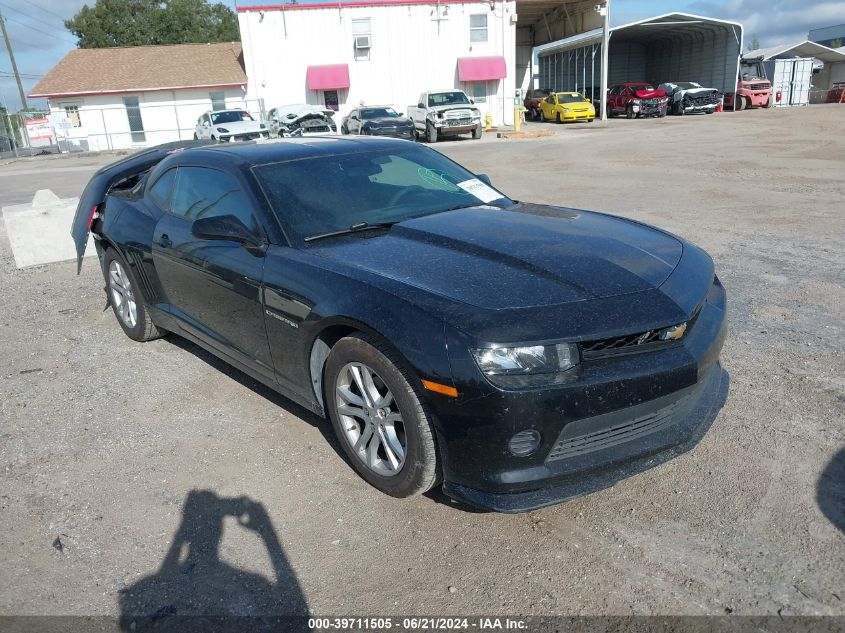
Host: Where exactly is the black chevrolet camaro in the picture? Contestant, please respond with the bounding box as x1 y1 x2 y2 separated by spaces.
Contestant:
72 137 727 512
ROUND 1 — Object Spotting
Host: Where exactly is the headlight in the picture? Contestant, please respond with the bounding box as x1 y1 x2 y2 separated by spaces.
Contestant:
471 343 578 389
216 127 229 133
562 108 571 113
631 99 641 105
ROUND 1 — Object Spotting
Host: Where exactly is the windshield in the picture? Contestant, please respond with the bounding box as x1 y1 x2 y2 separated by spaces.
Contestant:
427 91 471 107
361 107 399 119
254 146 513 243
211 111 254 124
741 61 765 80
556 93 587 103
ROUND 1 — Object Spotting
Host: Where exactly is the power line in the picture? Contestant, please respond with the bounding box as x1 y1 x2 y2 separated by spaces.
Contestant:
0 0 66 30
16 0 71 25
0 3 76 43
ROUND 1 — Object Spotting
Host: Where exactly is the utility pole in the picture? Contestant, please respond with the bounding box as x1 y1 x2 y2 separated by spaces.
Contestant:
0 9 28 110
599 0 610 121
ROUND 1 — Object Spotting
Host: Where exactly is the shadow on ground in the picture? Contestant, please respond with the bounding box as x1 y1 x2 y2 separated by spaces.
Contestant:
119 490 309 632
817 445 845 533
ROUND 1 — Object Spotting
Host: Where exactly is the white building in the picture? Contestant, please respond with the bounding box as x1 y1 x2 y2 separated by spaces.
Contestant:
238 0 520 126
29 43 250 152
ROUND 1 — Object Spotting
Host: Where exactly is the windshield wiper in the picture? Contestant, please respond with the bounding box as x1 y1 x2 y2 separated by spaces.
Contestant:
304 221 397 243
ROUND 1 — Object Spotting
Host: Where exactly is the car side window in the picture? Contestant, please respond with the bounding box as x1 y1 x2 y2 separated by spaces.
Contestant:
148 168 176 211
170 166 259 233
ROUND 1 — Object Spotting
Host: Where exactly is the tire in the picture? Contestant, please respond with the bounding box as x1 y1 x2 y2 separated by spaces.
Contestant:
705 108 714 115
192 133 198 139
606 103 614 118
532 107 540 121
763 97 772 109
341 124 348 135
539 109 546 122
426 122 438 143
103 249 164 342
626 105 635 119
325 333 440 498
472 124 482 139
556 112 562 124
736 96 746 111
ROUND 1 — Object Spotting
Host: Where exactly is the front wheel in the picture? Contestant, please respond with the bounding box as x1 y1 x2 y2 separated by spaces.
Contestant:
325 334 440 498
472 125 482 139
556 112 562 124
103 250 164 342
626 105 635 119
426 123 438 143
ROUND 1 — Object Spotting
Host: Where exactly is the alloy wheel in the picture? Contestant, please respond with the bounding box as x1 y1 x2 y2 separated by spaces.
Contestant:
109 260 138 329
335 362 406 477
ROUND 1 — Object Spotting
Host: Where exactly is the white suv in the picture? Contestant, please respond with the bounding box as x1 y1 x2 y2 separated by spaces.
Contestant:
194 110 269 142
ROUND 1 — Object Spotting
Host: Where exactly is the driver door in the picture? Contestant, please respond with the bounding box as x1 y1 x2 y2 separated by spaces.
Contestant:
151 166 274 379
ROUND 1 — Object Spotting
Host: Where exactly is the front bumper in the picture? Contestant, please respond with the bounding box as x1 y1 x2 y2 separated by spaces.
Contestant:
561 110 595 121
366 127 416 139
435 280 728 513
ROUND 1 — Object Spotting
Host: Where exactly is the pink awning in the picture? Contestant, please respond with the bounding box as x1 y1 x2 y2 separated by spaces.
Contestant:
457 56 507 82
306 64 350 90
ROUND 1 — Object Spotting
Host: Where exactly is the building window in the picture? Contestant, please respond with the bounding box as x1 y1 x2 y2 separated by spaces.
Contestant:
352 18 371 60
470 14 488 43
470 82 487 104
209 91 226 111
122 96 146 143
63 105 81 127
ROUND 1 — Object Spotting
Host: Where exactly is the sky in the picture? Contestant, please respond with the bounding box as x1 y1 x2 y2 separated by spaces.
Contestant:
1 0 843 112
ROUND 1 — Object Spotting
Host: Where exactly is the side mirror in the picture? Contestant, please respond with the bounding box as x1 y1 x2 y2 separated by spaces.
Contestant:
585 97 591 103
191 215 263 251
418 102 425 109
469 98 475 104
476 173 492 186
398 112 404 116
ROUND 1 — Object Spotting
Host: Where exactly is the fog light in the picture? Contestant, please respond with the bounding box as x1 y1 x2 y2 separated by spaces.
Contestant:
509 430 541 457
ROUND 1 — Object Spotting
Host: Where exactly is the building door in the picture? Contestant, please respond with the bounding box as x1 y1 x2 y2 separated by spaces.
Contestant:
324 90 340 111
122 96 146 143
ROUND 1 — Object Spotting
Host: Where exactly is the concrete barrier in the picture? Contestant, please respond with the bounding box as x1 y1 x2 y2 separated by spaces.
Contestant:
2 189 91 269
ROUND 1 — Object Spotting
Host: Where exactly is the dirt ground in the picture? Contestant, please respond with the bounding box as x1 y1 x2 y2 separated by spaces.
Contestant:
1 106 843 620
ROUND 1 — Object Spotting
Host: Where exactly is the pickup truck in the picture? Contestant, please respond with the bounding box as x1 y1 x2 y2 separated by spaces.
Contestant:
408 90 483 142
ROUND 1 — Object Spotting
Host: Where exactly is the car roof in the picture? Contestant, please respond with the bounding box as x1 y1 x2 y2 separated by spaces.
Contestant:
178 136 417 167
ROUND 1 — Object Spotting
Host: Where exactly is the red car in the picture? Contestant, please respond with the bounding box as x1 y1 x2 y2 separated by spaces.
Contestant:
606 83 669 119
523 89 551 120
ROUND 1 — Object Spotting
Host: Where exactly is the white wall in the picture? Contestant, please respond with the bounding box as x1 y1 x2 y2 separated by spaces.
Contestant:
48 87 250 151
239 1 517 126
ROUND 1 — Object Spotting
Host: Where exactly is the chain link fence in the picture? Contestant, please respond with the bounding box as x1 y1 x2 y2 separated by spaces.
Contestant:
2 98 266 158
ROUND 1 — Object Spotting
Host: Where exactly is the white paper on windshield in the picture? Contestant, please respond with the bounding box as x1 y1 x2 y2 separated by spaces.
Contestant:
457 178 502 203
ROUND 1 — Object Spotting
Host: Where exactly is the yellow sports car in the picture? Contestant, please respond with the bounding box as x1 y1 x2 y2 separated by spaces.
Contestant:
539 92 595 123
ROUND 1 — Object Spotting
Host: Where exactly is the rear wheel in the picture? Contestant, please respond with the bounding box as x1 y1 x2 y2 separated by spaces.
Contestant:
103 250 163 342
325 334 440 498
539 109 546 122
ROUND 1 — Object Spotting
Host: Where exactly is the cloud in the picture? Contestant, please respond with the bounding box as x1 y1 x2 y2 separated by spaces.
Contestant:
688 0 845 47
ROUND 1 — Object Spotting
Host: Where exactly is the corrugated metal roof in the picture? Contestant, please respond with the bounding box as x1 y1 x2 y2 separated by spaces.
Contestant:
745 41 845 64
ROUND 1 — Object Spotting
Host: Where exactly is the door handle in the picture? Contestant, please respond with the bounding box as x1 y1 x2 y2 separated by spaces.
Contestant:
159 234 172 248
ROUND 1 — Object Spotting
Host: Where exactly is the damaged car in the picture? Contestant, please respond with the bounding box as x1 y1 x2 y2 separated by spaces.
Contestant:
72 137 727 513
659 82 721 116
266 104 338 138
606 83 669 119
341 106 415 139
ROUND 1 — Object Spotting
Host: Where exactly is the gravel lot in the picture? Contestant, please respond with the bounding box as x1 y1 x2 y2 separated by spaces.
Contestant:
1 106 843 620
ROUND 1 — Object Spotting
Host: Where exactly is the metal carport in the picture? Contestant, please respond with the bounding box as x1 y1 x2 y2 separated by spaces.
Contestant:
537 13 744 117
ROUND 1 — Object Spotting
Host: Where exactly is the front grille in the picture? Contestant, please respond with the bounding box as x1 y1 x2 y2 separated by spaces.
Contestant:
580 308 700 360
581 329 665 357
688 94 719 106
749 83 769 91
235 132 263 141
445 118 472 127
546 392 693 462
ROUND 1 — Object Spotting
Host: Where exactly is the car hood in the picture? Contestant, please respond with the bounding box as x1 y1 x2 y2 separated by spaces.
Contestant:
306 205 683 311
273 104 336 123
214 120 263 134
634 89 666 99
681 87 718 96
428 105 478 116
364 117 414 126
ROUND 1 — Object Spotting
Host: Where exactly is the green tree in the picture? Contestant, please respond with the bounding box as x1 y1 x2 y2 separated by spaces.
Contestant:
831 38 842 49
747 34 761 51
65 0 239 48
